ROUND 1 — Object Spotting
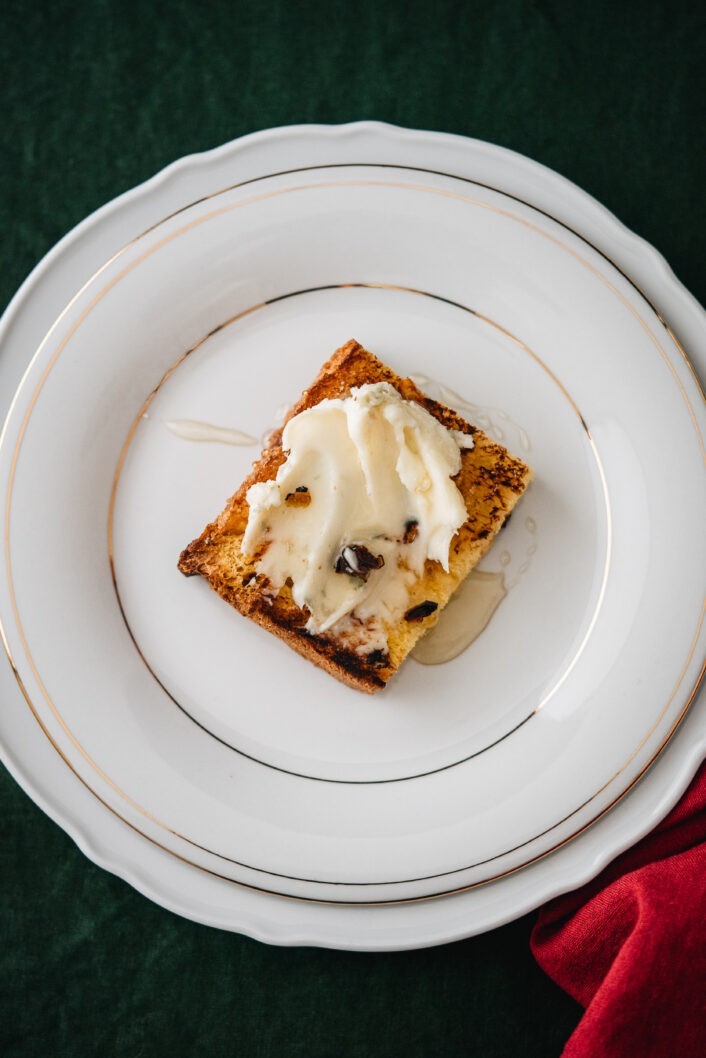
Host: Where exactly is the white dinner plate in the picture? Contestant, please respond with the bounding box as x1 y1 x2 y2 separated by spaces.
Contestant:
1 124 705 943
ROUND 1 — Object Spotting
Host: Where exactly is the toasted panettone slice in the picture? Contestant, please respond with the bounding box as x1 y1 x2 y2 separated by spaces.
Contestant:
178 340 532 692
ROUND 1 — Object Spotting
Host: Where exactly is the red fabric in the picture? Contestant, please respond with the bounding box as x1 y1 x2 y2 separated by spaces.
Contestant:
531 761 706 1058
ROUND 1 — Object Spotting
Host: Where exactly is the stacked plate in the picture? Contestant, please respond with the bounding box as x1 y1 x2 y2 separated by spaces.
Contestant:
1 123 704 949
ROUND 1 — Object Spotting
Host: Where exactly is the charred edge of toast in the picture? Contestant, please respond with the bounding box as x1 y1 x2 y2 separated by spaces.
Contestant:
179 565 391 692
178 339 532 690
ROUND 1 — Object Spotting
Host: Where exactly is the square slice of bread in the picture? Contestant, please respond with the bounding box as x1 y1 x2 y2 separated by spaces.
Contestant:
178 340 532 693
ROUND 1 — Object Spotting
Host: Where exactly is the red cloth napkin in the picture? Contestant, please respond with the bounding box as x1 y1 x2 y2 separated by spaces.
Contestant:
531 760 706 1058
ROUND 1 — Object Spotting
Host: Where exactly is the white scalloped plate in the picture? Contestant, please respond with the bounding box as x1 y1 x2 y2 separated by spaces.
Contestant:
0 124 704 945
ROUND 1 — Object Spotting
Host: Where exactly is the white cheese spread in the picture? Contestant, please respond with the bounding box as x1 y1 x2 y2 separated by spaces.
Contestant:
241 382 473 650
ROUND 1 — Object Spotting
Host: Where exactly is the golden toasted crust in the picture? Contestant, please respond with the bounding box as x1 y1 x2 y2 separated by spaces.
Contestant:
178 340 532 692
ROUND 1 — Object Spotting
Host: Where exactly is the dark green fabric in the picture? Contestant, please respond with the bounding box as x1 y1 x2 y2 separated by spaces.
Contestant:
1 1 703 1055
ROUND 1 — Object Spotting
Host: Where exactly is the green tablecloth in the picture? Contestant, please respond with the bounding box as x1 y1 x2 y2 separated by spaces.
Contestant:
2 2 703 1055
